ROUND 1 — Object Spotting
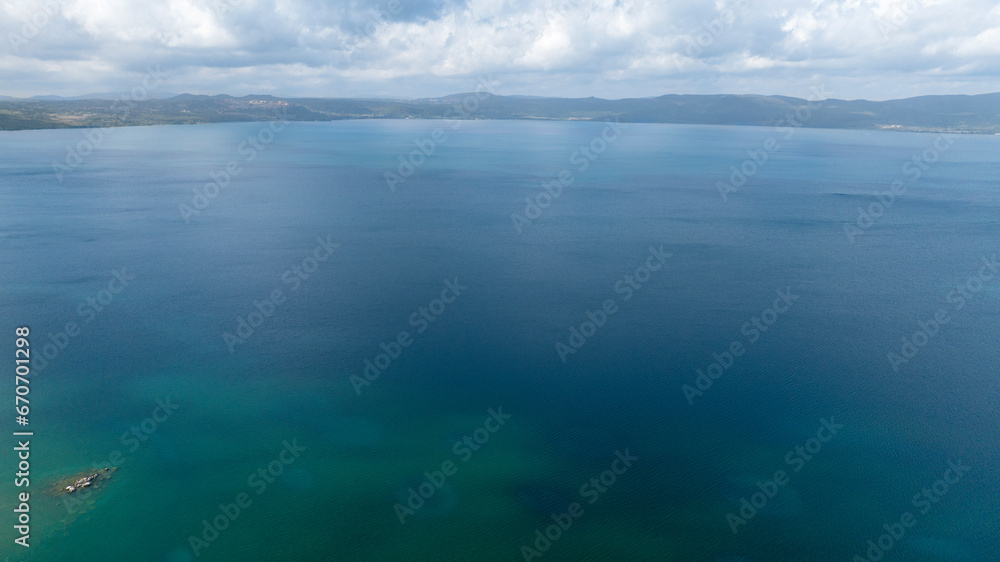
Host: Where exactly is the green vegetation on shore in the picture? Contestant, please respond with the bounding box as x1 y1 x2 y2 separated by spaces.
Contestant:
2 92 999 133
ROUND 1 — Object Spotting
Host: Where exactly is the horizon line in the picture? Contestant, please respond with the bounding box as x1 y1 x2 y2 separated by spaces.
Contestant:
4 90 1000 104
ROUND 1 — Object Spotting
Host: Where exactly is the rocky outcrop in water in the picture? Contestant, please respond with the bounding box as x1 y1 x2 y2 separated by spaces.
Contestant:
55 466 115 494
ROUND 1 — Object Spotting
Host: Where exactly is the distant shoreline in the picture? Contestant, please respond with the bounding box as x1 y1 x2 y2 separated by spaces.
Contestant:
2 92 999 134
0 117 995 136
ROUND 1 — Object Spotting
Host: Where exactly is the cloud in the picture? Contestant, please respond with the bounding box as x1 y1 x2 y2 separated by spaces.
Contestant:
1 0 998 99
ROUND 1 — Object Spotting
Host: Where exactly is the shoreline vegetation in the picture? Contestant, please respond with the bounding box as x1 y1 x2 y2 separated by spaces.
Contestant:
1 92 999 134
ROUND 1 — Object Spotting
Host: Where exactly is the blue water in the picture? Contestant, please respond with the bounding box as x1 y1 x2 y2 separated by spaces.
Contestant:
1 120 998 561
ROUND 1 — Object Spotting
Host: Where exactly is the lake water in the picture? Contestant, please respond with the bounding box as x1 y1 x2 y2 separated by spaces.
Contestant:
1 120 998 561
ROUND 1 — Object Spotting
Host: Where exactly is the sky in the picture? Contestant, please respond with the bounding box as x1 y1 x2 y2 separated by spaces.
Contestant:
2 0 999 100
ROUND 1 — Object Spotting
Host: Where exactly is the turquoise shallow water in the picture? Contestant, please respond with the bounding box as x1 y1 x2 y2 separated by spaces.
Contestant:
0 120 999 561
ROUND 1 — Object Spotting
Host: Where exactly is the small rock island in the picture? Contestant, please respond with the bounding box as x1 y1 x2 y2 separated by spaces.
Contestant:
54 466 116 494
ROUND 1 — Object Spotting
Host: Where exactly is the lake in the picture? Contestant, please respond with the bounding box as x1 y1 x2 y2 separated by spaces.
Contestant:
1 119 998 561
